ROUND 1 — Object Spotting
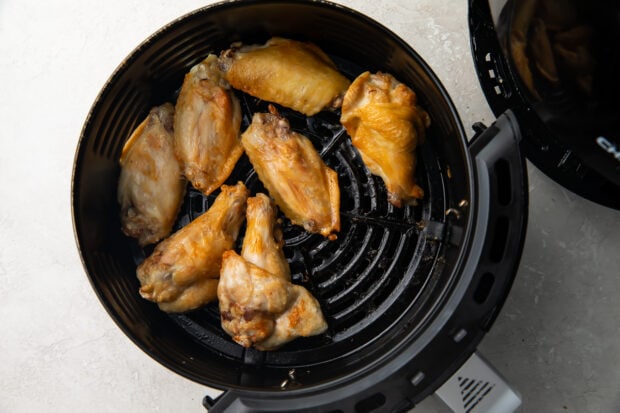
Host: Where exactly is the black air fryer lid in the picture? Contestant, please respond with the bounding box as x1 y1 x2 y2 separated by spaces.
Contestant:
469 0 620 209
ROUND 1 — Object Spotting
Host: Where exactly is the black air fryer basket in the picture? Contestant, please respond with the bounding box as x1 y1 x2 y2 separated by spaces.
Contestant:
469 0 620 209
72 1 528 411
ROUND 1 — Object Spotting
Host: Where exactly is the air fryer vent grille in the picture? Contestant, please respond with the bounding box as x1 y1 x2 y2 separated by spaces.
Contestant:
458 376 495 413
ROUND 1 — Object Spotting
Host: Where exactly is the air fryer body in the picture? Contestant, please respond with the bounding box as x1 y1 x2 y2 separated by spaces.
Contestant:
470 0 620 209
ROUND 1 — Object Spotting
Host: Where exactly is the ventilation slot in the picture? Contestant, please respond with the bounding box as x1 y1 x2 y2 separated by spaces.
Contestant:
473 272 495 304
458 376 495 413
494 158 512 206
489 215 509 263
355 393 386 413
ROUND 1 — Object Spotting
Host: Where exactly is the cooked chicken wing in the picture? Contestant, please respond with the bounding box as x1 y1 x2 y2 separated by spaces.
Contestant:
509 0 540 99
218 196 327 350
219 37 351 116
254 284 327 351
509 0 596 98
241 107 340 238
240 193 290 280
136 182 249 312
218 251 292 348
117 103 186 246
174 54 244 195
340 71 430 207
217 194 327 350
219 253 328 351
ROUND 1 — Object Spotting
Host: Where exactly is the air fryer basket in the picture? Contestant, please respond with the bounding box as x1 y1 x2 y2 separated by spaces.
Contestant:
469 0 620 209
72 1 528 411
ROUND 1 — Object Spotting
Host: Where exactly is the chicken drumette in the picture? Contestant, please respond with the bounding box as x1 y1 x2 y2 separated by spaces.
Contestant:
218 194 327 350
137 182 249 313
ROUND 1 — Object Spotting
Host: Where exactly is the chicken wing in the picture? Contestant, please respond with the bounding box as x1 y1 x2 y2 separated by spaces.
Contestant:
218 251 293 348
117 103 186 246
509 0 540 99
136 182 249 313
174 54 244 195
340 71 430 207
219 37 351 116
218 194 327 350
240 193 290 280
241 107 340 238
254 284 327 351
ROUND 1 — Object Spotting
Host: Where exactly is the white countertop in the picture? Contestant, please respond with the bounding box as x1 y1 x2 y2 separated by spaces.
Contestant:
1 1 619 412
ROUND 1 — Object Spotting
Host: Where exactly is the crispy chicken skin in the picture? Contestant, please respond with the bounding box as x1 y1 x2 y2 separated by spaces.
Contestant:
174 54 244 195
340 71 430 207
219 37 351 116
218 194 327 350
118 103 186 246
136 182 249 313
241 107 340 238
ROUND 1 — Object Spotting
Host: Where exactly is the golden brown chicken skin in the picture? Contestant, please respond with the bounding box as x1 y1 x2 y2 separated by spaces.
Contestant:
340 71 430 207
219 37 351 116
174 54 244 195
136 182 249 313
255 283 327 351
218 194 327 350
240 194 290 280
117 103 186 246
241 107 340 238
219 251 292 348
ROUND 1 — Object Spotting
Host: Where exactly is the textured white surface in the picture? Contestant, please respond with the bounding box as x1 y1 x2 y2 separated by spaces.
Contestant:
1 1 619 412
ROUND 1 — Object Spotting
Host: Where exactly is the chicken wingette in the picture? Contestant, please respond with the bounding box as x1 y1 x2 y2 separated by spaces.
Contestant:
174 54 244 195
117 103 186 246
241 107 340 238
340 71 430 207
219 37 350 116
